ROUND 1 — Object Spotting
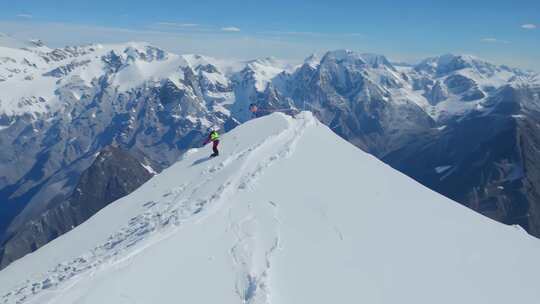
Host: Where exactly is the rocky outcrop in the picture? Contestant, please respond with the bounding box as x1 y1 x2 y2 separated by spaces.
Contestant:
276 50 435 156
384 86 540 236
0 146 154 269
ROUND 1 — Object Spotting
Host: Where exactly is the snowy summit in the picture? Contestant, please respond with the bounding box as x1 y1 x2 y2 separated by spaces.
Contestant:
1 112 540 304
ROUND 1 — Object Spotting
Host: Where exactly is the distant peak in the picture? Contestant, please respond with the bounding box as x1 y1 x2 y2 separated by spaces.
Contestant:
303 53 321 68
415 53 499 76
320 50 396 70
123 41 155 49
304 53 319 61
182 54 222 72
360 53 395 70
247 57 279 66
29 39 45 47
423 53 484 66
323 49 357 60
0 33 49 49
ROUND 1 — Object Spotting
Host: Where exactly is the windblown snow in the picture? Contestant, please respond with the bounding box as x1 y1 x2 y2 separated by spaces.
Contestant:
1 112 540 304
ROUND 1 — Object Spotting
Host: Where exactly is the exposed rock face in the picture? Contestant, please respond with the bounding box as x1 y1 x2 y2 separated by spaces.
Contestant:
384 86 540 236
424 81 449 105
0 43 235 250
249 50 435 156
0 146 154 269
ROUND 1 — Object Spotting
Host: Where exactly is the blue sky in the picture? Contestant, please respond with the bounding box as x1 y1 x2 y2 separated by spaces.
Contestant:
0 0 538 70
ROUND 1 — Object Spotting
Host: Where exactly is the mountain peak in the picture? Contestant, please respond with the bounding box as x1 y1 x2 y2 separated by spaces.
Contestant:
321 50 396 70
322 49 363 62
0 33 49 50
360 53 395 70
247 56 279 67
415 53 494 76
303 53 321 68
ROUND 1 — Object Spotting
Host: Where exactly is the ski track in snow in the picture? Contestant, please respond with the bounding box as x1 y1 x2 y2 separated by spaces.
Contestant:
0 114 313 304
228 200 282 304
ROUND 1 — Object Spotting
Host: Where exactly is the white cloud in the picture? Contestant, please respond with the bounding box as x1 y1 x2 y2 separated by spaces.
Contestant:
262 31 321 36
481 37 510 44
16 14 33 19
221 27 241 32
521 24 537 30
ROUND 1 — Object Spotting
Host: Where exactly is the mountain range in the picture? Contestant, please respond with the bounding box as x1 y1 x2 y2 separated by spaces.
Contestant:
0 34 539 269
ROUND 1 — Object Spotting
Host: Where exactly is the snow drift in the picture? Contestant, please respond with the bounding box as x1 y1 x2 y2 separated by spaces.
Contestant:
1 112 540 304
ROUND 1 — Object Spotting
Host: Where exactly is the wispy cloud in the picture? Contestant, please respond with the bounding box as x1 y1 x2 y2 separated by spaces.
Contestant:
146 22 211 33
221 26 241 32
16 14 33 19
156 22 199 28
262 31 322 36
343 33 365 37
481 37 510 44
521 24 537 30
258 31 365 38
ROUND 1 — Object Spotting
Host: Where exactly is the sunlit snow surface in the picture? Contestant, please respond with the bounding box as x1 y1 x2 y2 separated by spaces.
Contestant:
1 112 540 304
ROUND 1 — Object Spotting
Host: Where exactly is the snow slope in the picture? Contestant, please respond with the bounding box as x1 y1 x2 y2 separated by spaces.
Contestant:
1 112 540 304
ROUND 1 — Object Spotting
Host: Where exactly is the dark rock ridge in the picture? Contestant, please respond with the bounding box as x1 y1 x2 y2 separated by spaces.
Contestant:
384 85 540 235
0 146 154 269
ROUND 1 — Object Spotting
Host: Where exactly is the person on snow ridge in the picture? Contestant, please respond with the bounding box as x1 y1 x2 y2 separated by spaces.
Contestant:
249 103 265 118
203 127 220 157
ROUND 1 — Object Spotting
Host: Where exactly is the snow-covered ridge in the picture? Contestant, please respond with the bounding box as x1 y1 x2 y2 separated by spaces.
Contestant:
0 40 237 117
0 112 314 303
0 33 48 50
1 35 537 121
320 50 396 71
1 112 540 304
234 57 294 92
279 49 538 122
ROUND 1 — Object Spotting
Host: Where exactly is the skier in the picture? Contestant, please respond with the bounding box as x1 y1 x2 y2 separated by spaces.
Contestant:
249 103 265 118
203 127 220 157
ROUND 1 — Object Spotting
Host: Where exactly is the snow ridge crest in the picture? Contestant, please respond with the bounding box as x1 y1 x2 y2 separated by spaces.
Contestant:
0 112 314 304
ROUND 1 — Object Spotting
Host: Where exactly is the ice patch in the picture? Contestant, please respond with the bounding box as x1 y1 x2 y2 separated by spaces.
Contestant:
435 165 452 174
141 163 157 175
